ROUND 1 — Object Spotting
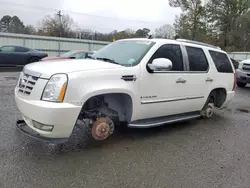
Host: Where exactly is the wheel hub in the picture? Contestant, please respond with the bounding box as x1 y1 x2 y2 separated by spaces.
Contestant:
91 117 114 140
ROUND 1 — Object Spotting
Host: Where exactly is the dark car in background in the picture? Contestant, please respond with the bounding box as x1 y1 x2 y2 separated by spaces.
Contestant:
230 58 239 69
40 50 93 61
0 45 48 67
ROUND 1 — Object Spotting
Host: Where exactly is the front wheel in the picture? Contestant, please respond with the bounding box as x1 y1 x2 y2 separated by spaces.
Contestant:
29 57 40 63
237 81 247 88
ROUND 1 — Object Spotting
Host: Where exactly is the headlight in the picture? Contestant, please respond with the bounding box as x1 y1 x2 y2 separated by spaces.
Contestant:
41 74 68 102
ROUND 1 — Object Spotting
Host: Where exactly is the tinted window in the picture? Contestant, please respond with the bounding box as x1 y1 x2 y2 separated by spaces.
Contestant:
1 46 15 52
149 44 184 71
186 46 209 71
15 46 29 52
209 50 233 73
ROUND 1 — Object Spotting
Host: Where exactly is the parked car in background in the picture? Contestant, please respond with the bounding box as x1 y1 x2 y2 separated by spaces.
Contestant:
230 58 239 69
236 59 250 87
40 50 93 61
0 45 48 67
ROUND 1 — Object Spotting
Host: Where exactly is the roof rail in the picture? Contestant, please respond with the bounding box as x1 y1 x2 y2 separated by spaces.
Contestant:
176 38 221 50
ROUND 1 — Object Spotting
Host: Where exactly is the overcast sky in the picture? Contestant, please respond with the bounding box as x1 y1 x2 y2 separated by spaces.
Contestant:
0 0 182 33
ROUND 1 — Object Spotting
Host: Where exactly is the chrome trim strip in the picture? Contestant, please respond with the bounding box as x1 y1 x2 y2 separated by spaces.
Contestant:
141 96 204 104
128 114 201 128
23 67 42 78
152 70 208 73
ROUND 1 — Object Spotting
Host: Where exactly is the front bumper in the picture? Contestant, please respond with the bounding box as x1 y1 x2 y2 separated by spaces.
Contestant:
14 88 82 139
236 69 250 83
16 120 68 143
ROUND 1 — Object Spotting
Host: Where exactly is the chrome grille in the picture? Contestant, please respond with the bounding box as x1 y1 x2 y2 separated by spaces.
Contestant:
18 73 39 95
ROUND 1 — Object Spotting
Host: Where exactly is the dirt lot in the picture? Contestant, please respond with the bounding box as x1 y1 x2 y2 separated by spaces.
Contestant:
1 71 250 188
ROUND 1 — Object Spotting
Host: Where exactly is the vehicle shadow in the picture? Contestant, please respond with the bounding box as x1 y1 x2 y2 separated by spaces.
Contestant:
19 113 227 157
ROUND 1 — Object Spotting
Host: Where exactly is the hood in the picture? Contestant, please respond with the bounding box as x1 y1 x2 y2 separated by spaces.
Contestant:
23 59 123 78
40 56 69 61
241 59 250 65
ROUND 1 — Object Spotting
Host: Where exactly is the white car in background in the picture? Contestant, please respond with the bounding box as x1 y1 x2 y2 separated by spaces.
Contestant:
236 59 250 87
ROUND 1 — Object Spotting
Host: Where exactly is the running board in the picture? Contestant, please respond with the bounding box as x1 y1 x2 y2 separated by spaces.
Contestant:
128 112 201 128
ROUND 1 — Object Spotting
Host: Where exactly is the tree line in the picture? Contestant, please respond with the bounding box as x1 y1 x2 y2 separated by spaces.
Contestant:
0 0 249 51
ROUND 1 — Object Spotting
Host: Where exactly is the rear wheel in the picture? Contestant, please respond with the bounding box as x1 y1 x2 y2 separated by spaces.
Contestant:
29 57 40 63
236 81 246 88
201 97 214 119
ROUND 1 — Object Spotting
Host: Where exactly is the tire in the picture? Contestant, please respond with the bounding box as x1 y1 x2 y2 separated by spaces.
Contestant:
201 95 214 119
236 81 246 88
201 103 214 119
29 57 40 63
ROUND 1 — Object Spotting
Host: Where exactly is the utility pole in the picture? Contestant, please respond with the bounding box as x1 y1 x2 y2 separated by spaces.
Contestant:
57 10 62 37
57 10 62 56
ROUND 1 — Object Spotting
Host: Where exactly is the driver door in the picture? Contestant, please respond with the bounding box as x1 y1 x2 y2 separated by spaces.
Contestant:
138 44 196 120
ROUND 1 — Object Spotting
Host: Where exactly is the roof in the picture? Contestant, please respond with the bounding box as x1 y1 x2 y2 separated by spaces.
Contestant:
118 37 224 52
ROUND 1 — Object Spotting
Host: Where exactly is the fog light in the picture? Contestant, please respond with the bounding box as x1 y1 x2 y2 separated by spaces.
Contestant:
33 121 54 132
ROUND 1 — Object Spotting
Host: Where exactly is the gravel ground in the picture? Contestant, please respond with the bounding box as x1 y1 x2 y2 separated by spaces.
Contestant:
1 71 250 188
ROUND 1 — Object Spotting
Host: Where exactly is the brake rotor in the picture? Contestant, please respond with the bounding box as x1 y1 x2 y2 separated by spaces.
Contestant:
91 117 114 140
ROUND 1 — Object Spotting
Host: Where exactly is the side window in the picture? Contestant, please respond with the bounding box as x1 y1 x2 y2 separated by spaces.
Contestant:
15 46 29 52
186 46 209 72
149 44 184 71
209 50 233 73
74 52 87 59
0 46 15 52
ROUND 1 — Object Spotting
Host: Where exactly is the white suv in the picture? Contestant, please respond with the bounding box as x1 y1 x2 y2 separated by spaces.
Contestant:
14 38 236 142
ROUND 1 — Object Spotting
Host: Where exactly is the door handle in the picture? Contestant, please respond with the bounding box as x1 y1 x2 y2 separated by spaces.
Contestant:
206 77 213 82
176 78 186 83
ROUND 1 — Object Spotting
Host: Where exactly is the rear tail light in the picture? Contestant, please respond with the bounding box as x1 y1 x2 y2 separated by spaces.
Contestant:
233 73 236 90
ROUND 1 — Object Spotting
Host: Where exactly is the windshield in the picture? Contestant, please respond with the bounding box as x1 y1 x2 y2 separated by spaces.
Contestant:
61 50 76 57
90 40 155 66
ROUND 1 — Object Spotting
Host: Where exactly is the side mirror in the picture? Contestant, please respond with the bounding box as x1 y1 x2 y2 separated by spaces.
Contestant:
148 58 173 71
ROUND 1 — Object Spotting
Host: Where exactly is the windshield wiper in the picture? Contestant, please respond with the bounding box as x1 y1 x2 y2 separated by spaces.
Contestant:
95 57 120 65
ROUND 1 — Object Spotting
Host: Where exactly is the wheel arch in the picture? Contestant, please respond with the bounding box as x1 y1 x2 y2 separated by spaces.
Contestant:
79 89 136 122
206 87 227 108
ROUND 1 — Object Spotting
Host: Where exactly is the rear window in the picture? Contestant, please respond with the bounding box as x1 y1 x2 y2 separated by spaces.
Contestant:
209 50 233 73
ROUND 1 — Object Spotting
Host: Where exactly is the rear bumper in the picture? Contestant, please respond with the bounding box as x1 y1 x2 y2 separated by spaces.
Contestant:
221 91 235 108
236 69 250 83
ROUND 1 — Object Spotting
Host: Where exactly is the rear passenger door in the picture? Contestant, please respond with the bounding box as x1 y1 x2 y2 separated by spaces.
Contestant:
183 45 213 110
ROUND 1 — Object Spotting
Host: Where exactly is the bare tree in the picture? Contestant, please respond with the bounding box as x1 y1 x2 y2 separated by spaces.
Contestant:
154 24 175 39
39 13 76 37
